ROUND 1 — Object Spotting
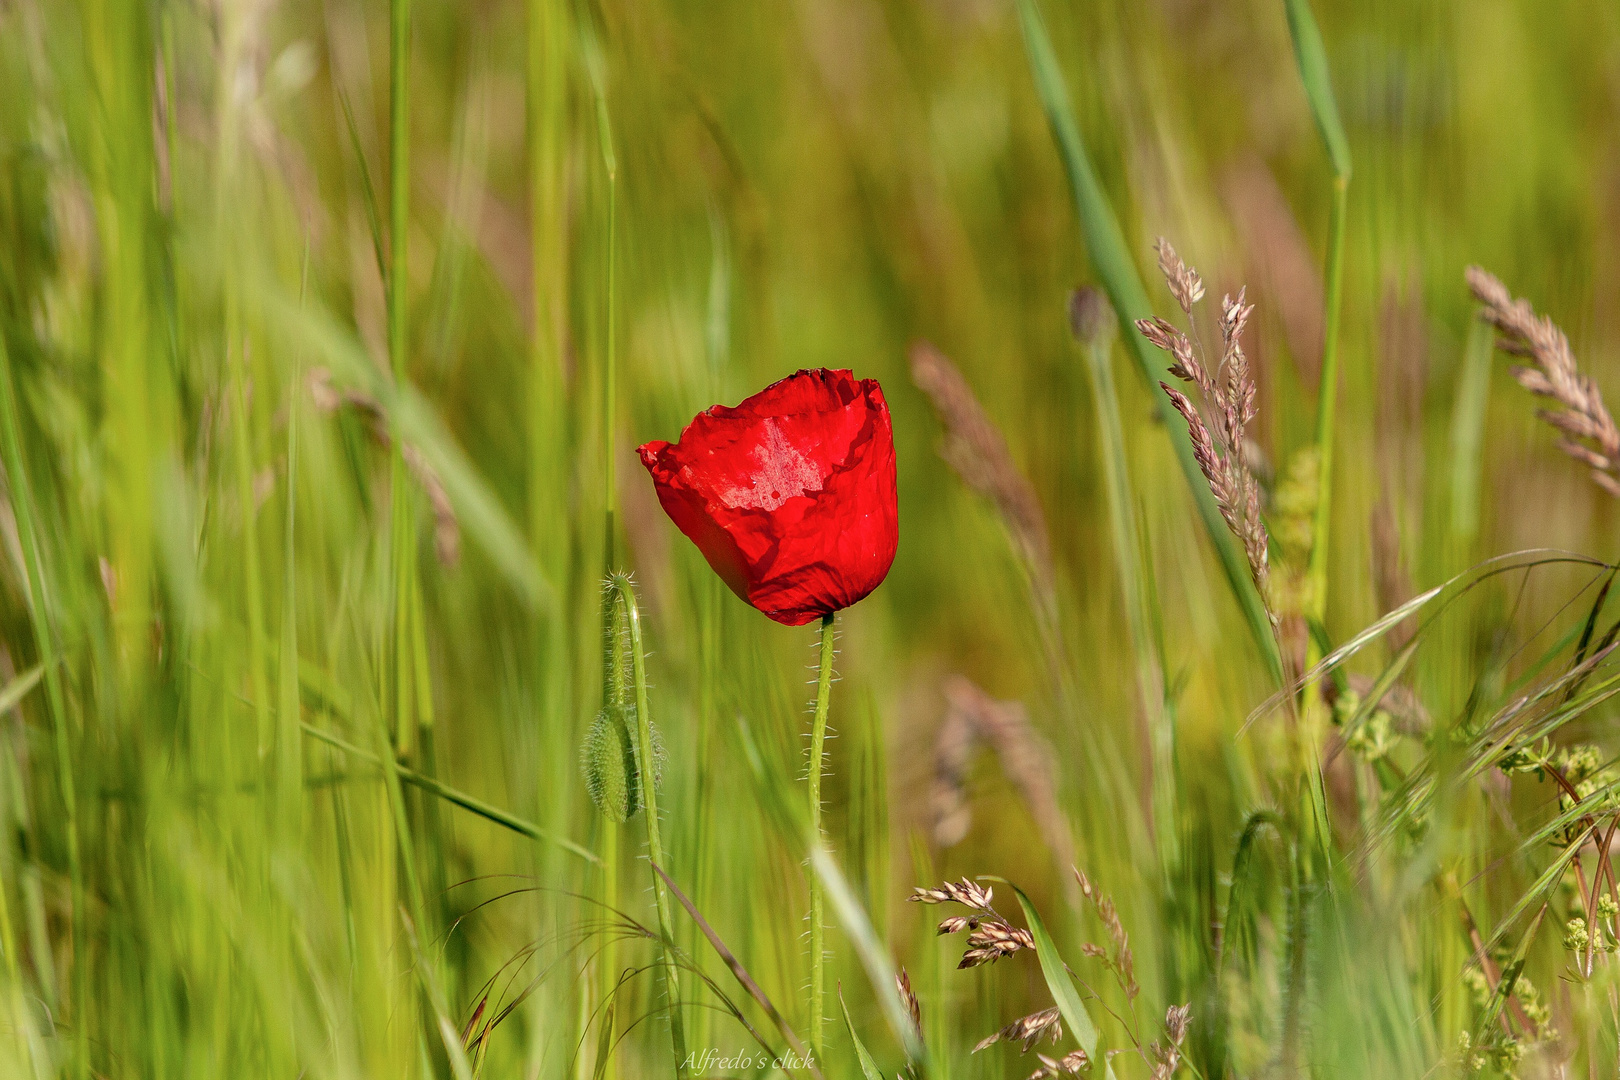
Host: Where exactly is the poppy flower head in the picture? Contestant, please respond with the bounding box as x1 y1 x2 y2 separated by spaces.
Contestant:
637 368 898 626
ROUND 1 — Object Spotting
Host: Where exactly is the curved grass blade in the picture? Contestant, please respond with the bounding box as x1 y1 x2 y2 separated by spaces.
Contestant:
653 862 824 1080
1014 0 1281 680
1000 879 1117 1080
1221 810 1287 976
300 722 598 863
839 987 885 1080
1282 0 1351 181
0 666 43 718
810 843 928 1070
1245 550 1615 734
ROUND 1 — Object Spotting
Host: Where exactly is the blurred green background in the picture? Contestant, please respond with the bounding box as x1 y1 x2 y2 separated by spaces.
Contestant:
0 0 1617 1076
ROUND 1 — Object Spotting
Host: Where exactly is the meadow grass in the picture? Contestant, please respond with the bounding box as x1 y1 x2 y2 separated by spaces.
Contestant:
2 0 1620 1078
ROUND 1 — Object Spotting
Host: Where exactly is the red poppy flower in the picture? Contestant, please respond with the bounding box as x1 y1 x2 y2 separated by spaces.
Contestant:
637 368 898 626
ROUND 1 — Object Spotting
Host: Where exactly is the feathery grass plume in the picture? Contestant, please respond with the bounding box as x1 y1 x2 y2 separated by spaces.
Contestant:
1466 266 1620 496
1137 241 1270 606
927 676 1073 873
909 340 1056 614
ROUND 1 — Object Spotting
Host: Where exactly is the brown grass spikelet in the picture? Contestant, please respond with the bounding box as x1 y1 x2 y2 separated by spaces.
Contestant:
909 877 994 910
1156 238 1205 314
972 1006 1062 1053
1029 1049 1090 1078
1137 240 1270 601
1147 1004 1193 1079
1466 265 1620 496
1074 866 1138 1001
909 340 1056 600
928 676 1073 873
895 967 923 1043
914 876 1036 968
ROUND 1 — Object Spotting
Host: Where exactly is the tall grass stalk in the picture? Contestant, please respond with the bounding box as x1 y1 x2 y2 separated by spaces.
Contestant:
1285 0 1351 869
1016 0 1283 682
609 574 689 1077
806 612 836 1061
1075 300 1176 867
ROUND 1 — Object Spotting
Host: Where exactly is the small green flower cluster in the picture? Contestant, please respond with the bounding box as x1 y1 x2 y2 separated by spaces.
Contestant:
1264 448 1320 619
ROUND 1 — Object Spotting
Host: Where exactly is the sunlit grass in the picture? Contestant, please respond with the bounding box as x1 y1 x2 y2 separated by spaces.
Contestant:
0 0 1618 1077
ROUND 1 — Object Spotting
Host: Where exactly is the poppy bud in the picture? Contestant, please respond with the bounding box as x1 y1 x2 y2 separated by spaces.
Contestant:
637 368 898 626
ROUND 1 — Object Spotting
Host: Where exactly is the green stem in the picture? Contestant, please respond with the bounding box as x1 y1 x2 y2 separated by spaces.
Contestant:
610 575 688 1078
1298 173 1349 859
299 723 598 863
389 0 410 385
1080 328 1175 868
1305 175 1350 633
807 612 835 1060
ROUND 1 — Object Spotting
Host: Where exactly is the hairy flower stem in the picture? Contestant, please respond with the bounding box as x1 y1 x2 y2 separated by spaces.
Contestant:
610 575 688 1077
807 612 836 1061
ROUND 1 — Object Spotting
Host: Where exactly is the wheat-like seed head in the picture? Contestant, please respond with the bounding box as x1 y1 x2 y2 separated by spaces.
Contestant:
1466 265 1620 497
1139 239 1271 605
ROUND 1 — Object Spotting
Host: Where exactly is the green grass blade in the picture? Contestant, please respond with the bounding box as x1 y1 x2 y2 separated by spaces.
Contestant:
838 988 884 1080
0 667 42 718
653 862 823 1080
809 843 927 1069
1015 0 1281 680
1003 881 1117 1080
300 722 597 863
1282 0 1351 181
1449 315 1495 548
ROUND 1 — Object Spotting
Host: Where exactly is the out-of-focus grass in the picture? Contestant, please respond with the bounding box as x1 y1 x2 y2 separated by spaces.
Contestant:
1 0 1619 1077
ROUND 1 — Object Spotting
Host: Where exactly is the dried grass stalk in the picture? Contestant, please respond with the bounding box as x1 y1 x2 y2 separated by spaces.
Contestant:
1466 266 1620 497
1074 866 1138 1001
927 675 1073 876
972 1006 1062 1053
1136 241 1270 602
909 340 1056 609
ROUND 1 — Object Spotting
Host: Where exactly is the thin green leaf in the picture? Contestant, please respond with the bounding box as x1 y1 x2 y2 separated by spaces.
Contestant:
1015 0 1281 680
1003 880 1117 1080
654 862 823 1080
0 665 43 717
1282 0 1351 180
809 843 927 1070
301 722 597 863
839 988 885 1080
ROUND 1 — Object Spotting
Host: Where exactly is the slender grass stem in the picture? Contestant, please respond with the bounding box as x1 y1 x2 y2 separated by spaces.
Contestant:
1079 314 1176 869
1287 0 1350 867
1305 175 1350 635
609 574 688 1078
807 612 835 1062
299 723 598 862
